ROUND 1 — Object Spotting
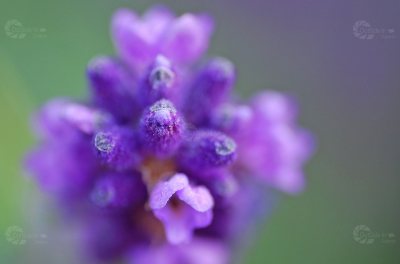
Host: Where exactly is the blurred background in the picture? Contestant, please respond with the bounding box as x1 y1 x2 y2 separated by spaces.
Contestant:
0 0 399 263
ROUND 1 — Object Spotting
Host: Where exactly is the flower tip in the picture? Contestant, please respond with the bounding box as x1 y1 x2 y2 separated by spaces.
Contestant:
94 131 115 153
93 127 139 170
180 130 237 170
140 99 184 156
208 57 235 82
87 57 116 91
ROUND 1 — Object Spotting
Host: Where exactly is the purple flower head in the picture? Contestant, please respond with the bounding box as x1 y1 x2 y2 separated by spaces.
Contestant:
149 173 214 244
25 5 315 263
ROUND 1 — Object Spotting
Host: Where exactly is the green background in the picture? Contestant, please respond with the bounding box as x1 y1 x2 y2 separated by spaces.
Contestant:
0 0 399 263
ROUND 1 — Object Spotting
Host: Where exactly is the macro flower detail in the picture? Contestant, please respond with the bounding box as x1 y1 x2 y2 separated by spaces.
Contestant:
112 6 213 71
139 99 184 157
26 5 314 264
184 57 235 125
178 130 237 173
94 127 140 171
149 173 214 244
139 55 178 107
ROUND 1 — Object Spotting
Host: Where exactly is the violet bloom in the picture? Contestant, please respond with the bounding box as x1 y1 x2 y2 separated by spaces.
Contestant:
26 5 314 264
149 173 214 244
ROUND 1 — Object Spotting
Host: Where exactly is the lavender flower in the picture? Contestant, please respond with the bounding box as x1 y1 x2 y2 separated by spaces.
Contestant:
26 5 315 264
149 173 214 244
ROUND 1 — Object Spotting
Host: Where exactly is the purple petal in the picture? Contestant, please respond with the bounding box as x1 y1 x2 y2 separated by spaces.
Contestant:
237 92 315 194
149 173 189 209
149 173 214 244
143 5 174 37
211 103 253 137
161 14 214 64
34 99 113 140
251 91 298 124
153 204 213 244
112 9 157 71
177 185 214 212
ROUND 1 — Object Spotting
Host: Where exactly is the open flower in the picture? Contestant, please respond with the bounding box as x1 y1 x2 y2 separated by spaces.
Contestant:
149 173 214 244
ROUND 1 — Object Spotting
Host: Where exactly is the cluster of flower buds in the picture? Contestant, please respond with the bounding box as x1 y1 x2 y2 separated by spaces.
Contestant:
26 6 314 264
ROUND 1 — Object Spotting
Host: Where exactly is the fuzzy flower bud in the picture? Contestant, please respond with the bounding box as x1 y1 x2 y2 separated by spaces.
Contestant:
179 130 236 172
139 99 184 157
87 56 137 122
185 58 235 125
94 127 140 171
138 55 177 107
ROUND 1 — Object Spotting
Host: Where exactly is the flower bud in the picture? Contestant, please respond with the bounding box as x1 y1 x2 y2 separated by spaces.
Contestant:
185 58 235 125
94 127 140 171
138 55 177 107
139 99 184 157
87 56 137 122
179 130 236 171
